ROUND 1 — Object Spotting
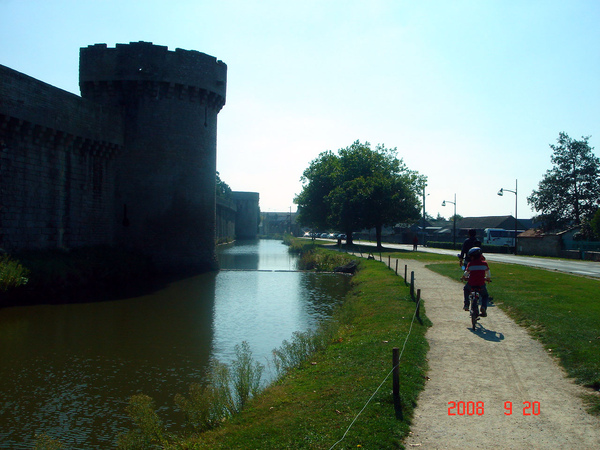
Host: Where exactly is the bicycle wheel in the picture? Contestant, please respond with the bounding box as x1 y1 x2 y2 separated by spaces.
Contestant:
470 293 479 330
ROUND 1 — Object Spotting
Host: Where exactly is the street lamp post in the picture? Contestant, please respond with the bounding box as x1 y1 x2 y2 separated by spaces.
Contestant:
442 193 457 250
422 185 429 245
498 179 518 255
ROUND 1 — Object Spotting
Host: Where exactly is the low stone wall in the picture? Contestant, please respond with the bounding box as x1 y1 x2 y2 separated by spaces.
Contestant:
518 235 562 257
560 250 600 261
585 251 600 262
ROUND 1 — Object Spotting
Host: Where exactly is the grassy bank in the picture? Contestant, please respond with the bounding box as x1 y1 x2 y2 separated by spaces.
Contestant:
345 244 600 412
287 238 355 271
116 243 431 449
417 259 600 414
184 256 430 448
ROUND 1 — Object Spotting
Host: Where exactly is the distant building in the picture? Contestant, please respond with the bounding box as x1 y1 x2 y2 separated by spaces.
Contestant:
233 192 260 239
260 211 299 236
455 216 529 236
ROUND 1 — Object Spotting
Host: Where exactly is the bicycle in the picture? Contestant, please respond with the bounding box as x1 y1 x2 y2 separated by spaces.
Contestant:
468 286 484 330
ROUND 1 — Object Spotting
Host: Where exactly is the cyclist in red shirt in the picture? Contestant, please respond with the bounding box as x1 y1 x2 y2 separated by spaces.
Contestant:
461 247 491 316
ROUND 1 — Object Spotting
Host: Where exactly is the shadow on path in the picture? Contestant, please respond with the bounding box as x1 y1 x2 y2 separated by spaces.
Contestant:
469 323 505 342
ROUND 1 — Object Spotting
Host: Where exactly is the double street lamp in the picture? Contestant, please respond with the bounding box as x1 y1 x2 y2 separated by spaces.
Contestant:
498 179 518 255
442 193 457 250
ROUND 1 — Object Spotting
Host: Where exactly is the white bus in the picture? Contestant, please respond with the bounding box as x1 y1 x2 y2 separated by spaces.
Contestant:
483 228 517 247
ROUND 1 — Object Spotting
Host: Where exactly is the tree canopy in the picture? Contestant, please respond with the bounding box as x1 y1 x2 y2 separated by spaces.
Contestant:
294 141 425 247
216 171 233 200
527 132 600 231
590 208 600 239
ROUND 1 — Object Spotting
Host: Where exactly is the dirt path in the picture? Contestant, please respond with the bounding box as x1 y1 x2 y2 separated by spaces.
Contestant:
377 257 600 449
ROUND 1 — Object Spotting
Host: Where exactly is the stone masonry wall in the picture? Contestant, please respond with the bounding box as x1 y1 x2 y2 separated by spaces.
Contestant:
216 197 236 241
0 64 122 251
79 42 227 272
0 42 228 273
233 192 260 239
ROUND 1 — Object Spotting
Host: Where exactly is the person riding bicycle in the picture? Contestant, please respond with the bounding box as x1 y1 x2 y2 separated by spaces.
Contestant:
459 229 481 270
461 247 491 316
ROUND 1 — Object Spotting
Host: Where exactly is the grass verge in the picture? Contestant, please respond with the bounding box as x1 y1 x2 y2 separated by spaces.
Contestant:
178 252 431 449
425 260 600 414
327 243 457 264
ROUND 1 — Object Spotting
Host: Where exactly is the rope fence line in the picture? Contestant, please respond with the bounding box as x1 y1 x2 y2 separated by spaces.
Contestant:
329 250 424 449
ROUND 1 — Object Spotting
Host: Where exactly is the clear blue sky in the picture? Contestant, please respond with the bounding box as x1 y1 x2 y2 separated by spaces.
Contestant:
2 0 599 220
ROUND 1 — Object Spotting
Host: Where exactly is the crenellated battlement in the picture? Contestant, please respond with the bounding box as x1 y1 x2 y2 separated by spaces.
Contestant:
1 42 228 272
79 42 226 110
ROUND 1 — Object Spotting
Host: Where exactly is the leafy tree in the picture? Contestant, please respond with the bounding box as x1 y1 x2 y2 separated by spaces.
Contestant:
326 176 369 243
527 132 600 231
295 141 424 247
216 171 232 200
589 207 600 239
294 151 340 232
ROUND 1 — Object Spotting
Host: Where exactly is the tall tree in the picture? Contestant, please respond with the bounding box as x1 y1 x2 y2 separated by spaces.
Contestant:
528 132 600 231
590 207 600 239
295 141 424 247
294 151 340 232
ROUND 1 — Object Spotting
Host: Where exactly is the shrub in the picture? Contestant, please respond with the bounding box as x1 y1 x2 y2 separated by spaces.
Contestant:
231 341 264 411
122 341 265 443
174 361 234 432
117 394 166 449
0 254 29 292
297 249 352 271
282 233 294 246
272 330 320 376
33 434 64 450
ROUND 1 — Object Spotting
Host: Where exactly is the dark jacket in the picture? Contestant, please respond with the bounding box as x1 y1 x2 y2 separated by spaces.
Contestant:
460 236 481 262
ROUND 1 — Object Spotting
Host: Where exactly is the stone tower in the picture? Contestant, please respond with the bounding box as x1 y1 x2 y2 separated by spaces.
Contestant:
79 42 227 272
233 192 260 239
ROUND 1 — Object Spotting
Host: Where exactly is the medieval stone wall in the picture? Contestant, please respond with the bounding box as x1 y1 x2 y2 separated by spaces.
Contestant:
0 64 122 250
0 42 229 273
233 192 260 239
79 42 227 272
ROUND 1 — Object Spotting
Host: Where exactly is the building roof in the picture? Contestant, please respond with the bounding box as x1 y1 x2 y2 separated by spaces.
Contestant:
456 216 528 231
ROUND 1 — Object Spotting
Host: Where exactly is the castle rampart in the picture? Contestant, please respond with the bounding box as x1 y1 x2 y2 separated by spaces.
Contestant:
78 42 227 272
1 64 122 250
0 42 228 273
233 192 260 239
79 42 226 107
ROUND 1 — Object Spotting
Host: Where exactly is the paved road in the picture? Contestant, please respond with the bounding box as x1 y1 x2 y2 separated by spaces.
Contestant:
320 239 600 279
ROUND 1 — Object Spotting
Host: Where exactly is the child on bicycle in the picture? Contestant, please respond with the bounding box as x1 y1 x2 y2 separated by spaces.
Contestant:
461 247 491 316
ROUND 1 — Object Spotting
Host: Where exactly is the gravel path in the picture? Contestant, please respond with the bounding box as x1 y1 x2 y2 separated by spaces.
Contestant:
380 258 600 449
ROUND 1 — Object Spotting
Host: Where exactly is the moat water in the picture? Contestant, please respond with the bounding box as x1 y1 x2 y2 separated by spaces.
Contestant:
0 240 351 449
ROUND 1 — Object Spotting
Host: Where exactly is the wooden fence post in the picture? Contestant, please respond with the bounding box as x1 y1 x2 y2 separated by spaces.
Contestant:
416 289 421 318
410 271 415 299
404 265 408 285
395 259 398 275
393 347 400 399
